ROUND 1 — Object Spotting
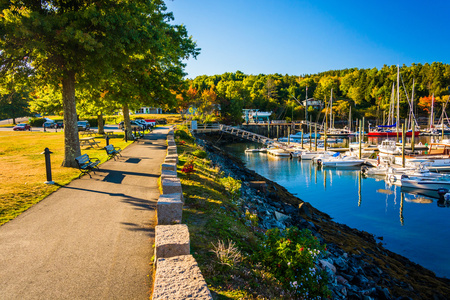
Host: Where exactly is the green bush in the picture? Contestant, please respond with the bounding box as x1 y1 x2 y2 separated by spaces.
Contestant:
254 227 330 299
192 149 207 159
175 126 195 142
219 176 241 202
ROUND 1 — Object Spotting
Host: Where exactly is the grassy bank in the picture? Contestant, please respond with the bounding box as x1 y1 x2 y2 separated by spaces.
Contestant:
174 126 330 299
0 131 132 225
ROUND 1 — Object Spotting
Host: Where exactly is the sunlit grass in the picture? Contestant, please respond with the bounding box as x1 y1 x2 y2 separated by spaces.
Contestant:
175 127 287 299
0 131 133 225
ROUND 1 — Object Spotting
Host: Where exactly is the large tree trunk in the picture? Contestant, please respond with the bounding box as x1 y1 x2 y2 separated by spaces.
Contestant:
98 113 105 135
122 104 133 140
61 70 81 167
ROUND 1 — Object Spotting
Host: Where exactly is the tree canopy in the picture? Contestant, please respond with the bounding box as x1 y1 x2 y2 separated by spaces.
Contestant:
179 63 450 125
1 0 199 166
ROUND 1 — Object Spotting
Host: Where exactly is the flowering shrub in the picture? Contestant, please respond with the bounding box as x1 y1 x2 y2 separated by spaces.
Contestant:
181 159 194 177
255 227 330 299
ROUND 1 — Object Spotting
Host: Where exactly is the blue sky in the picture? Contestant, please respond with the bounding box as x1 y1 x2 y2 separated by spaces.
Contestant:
165 0 450 79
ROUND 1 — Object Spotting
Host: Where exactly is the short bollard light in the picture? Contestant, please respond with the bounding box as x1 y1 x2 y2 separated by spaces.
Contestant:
41 147 55 184
106 135 110 146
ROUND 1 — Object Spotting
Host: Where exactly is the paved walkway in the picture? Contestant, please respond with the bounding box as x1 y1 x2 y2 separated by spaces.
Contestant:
0 127 169 299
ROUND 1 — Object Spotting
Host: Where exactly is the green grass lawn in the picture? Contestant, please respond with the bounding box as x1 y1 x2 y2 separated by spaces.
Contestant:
174 127 288 299
0 130 133 226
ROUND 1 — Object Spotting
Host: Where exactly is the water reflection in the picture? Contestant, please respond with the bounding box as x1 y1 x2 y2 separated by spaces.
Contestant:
228 142 450 278
400 192 404 226
358 171 362 207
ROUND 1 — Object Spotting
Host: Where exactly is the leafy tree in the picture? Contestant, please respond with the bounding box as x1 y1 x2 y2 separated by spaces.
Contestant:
0 0 198 167
29 85 63 116
0 90 30 123
334 100 350 120
216 80 245 124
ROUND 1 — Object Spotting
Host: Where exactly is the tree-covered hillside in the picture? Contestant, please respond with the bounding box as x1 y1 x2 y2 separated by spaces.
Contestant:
178 63 450 125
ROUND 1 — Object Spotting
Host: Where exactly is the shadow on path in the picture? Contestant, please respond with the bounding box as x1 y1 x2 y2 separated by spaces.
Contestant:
60 185 156 211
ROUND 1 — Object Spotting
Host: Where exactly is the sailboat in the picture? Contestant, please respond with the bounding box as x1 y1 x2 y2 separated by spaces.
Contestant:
322 88 352 137
368 66 420 137
433 95 450 134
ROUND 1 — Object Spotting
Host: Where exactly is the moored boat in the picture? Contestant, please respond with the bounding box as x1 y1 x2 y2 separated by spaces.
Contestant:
317 155 365 167
400 175 450 190
267 148 291 157
367 130 420 137
245 147 267 153
300 150 336 160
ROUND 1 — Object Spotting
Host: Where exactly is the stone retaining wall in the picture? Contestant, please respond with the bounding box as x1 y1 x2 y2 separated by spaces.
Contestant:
152 128 212 299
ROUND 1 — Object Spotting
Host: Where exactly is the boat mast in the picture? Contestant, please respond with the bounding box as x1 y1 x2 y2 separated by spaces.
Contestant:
396 65 400 134
349 106 352 132
330 88 333 130
430 93 435 130
388 82 395 126
411 78 415 130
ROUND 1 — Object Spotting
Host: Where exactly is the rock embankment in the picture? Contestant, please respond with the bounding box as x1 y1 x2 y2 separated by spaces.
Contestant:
197 134 450 300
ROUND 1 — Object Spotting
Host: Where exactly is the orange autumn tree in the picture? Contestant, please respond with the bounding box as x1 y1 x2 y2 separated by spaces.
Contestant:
177 86 199 117
418 95 434 113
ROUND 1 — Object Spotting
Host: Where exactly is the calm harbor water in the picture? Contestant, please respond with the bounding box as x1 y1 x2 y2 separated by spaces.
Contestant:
225 138 450 279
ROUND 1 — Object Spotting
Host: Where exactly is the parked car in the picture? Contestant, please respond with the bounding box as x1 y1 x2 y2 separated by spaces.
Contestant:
55 121 64 129
145 119 156 127
133 119 148 130
13 123 31 131
77 120 90 131
43 120 57 129
118 121 143 131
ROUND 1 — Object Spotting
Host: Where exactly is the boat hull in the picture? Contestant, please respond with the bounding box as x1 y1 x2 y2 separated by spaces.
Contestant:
400 177 450 190
321 160 364 167
367 131 420 137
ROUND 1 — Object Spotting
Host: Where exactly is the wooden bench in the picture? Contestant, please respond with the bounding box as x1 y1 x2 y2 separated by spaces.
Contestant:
104 144 122 160
75 154 100 178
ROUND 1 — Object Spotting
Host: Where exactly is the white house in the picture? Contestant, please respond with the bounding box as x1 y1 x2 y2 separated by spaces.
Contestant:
136 107 162 114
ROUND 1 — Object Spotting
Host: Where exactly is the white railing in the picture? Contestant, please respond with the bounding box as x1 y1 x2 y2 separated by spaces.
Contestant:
189 123 221 132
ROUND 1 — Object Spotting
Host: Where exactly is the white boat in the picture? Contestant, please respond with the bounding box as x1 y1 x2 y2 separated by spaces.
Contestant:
400 175 450 190
378 139 401 155
300 150 336 160
245 147 267 153
362 165 390 176
267 148 291 157
312 151 340 164
385 166 442 185
317 155 365 167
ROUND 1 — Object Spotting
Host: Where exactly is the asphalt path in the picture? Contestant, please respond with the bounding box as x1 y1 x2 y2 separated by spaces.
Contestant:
0 127 169 299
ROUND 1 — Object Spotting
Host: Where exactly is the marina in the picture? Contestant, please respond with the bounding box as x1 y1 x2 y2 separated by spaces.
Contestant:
225 137 450 279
